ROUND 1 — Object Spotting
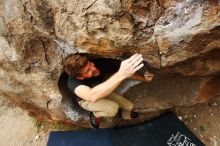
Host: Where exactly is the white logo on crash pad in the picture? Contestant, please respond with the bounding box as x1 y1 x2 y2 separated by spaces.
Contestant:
167 131 196 146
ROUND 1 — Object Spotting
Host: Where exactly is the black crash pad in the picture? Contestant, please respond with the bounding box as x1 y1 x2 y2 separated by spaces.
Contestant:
47 112 205 146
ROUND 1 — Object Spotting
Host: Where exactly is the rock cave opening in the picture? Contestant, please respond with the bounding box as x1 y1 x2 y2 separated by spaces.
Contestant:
58 54 123 123
57 53 220 126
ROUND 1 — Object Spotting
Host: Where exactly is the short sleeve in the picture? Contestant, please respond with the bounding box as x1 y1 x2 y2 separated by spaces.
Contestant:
67 76 83 92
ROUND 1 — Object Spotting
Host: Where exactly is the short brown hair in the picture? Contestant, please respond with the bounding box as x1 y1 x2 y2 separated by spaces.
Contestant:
64 54 88 76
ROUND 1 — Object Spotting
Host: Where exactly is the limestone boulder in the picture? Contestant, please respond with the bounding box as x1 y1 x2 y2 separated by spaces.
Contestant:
0 0 220 127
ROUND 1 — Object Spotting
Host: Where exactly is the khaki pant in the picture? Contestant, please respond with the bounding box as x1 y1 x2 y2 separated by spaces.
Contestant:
78 92 134 119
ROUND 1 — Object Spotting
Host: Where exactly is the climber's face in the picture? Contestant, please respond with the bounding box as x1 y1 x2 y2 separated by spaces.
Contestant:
76 61 100 80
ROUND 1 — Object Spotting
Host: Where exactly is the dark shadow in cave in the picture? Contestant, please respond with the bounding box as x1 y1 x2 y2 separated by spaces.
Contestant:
58 71 90 123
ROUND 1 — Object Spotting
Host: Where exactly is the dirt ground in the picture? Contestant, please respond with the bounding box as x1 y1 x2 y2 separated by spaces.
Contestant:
0 95 219 146
0 97 49 146
174 95 220 146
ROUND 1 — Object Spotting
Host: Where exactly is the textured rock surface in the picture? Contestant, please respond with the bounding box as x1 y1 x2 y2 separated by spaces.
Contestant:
0 0 220 127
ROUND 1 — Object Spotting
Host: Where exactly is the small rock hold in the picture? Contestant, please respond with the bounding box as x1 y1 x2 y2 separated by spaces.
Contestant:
193 114 197 118
178 116 183 120
210 136 218 146
213 102 217 106
35 135 40 141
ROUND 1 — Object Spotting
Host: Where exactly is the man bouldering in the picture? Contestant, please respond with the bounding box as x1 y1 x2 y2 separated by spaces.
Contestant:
64 53 154 129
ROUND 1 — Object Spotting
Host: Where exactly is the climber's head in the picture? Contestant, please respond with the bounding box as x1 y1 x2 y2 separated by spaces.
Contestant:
64 54 100 80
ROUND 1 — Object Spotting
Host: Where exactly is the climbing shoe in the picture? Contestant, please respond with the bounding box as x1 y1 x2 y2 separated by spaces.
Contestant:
89 112 100 130
130 111 138 119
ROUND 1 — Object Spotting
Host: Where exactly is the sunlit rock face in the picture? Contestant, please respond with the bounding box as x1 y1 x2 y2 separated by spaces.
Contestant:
0 0 220 127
